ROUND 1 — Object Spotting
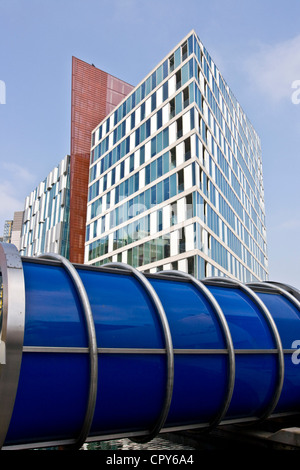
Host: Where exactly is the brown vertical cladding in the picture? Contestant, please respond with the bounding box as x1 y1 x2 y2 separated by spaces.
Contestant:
70 57 134 264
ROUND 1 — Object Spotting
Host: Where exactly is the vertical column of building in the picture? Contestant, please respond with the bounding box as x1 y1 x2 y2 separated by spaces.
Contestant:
70 57 133 264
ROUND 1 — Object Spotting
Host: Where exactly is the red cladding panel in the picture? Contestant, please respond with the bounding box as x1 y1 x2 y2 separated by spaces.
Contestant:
70 57 133 263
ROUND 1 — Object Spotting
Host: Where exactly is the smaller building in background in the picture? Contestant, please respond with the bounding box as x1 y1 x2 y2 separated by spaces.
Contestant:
10 211 24 250
20 155 70 258
3 220 13 243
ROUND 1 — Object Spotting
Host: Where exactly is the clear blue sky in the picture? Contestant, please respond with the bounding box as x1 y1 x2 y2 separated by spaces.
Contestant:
0 0 299 287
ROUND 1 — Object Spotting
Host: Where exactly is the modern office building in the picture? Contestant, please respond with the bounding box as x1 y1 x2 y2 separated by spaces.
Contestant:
20 155 71 257
85 30 268 282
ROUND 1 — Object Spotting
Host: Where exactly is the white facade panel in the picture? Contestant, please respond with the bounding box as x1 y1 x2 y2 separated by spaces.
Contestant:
182 111 190 135
184 165 193 191
176 142 184 166
170 230 179 256
157 86 163 107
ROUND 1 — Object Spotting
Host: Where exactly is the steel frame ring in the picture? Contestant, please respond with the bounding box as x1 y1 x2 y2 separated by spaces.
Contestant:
102 262 174 443
38 253 98 450
247 281 300 311
206 276 284 423
0 243 26 449
157 270 235 430
264 281 300 303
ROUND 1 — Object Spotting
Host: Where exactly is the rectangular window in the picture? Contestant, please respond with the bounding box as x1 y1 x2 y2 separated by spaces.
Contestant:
151 239 156 263
157 181 163 204
151 185 156 205
145 164 150 185
101 217 105 234
176 70 181 90
163 82 168 101
156 64 163 85
132 246 138 268
140 102 145 121
163 60 168 79
170 173 177 197
183 87 189 108
115 186 119 204
151 71 156 90
134 172 139 192
157 108 162 129
141 82 145 100
169 54 175 73
131 112 135 130
163 128 169 148
164 178 169 200
186 193 193 219
170 98 175 119
140 122 146 142
170 148 176 169
178 169 184 193
164 235 170 258
171 260 178 270
181 41 188 61
175 93 182 114
140 145 145 165
184 137 191 161
156 131 163 154
179 227 185 253
157 156 163 178
181 62 189 86
151 137 156 158
88 180 99 202
106 191 110 210
177 116 183 139
190 108 194 130
145 76 151 95
171 202 177 226
163 151 169 174
158 209 163 232
86 225 90 242
151 92 156 112
146 119 151 138
138 244 144 267
145 189 150 209
188 256 194 276
174 47 181 68
135 127 140 146
144 241 151 264
136 86 141 104
130 154 134 172
157 237 164 261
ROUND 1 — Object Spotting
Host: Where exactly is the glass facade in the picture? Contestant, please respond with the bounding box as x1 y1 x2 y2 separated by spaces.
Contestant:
85 30 268 282
20 155 70 258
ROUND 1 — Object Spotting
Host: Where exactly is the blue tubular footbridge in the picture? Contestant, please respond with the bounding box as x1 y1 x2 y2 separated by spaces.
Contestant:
0 242 300 450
